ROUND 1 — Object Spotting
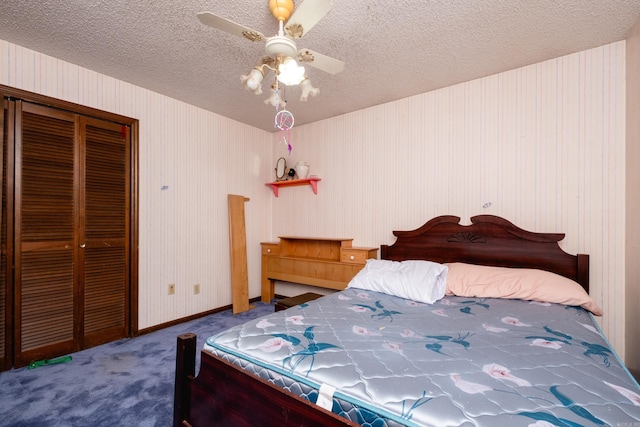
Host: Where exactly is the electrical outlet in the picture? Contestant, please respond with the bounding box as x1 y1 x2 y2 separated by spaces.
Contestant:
168 283 175 295
194 284 200 295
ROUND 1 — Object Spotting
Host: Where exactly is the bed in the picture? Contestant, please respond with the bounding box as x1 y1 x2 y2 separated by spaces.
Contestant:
173 215 640 426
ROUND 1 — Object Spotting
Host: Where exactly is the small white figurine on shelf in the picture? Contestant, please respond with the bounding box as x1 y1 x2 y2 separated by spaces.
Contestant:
296 161 309 179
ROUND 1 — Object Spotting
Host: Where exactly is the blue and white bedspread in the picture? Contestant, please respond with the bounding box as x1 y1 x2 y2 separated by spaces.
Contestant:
205 289 640 426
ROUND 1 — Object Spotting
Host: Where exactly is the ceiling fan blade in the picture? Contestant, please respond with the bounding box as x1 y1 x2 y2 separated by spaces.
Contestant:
298 49 344 74
285 0 332 38
197 11 265 42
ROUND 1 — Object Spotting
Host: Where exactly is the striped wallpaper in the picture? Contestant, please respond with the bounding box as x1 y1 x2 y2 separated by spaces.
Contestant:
273 42 627 356
0 38 630 359
625 17 640 372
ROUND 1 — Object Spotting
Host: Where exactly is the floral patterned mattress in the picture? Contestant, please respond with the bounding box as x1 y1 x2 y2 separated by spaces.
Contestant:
204 288 640 426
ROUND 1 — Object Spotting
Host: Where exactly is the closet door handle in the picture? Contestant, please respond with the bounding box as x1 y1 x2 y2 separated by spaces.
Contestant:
80 243 86 248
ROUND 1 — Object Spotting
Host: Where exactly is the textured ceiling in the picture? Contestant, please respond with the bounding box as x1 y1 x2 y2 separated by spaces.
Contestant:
1 0 639 132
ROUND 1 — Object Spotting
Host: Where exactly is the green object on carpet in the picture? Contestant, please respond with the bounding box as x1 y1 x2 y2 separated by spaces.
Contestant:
28 355 73 369
1 300 274 426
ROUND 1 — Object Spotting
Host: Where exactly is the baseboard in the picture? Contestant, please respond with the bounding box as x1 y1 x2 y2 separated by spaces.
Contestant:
629 367 640 383
135 295 265 336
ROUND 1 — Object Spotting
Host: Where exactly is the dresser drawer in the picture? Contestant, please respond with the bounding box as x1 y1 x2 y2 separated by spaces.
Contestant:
261 243 279 256
340 248 377 264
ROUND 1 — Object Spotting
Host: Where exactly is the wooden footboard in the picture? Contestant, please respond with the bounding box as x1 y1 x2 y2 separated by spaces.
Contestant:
173 333 359 427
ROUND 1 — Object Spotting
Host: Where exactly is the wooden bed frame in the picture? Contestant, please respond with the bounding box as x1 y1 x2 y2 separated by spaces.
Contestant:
173 215 589 426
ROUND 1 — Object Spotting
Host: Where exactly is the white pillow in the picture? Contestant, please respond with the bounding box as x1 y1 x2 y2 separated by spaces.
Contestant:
347 259 448 304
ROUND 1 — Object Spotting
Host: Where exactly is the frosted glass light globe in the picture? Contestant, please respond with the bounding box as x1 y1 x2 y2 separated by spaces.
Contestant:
277 58 305 86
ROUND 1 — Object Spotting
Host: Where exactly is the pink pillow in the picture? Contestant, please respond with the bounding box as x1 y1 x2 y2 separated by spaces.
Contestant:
444 262 603 316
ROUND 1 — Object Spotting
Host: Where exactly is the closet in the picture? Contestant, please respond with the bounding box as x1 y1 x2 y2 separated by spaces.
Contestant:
1 87 138 370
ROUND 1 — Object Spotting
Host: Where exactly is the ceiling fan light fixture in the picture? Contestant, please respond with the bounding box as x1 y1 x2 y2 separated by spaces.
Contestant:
241 67 265 94
264 84 286 109
299 77 319 101
277 57 306 86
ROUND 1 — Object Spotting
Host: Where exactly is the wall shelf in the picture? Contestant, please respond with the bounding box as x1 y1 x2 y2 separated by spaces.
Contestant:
266 177 321 197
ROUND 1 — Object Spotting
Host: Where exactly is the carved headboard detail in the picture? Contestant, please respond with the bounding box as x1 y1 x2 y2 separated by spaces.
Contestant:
446 232 486 244
380 215 589 291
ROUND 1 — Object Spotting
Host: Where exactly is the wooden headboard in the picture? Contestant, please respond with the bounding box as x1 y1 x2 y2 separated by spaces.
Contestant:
380 215 589 292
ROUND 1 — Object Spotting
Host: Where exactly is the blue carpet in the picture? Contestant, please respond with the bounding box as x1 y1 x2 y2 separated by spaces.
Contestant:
0 301 274 426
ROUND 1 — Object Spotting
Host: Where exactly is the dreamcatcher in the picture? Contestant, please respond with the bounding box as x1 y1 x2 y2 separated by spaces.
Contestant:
275 108 294 154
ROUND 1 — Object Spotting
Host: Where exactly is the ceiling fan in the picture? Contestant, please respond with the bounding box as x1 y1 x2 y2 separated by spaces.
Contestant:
197 0 345 109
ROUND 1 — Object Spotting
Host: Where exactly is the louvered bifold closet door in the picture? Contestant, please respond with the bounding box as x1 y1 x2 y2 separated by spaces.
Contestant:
14 102 78 367
0 101 10 371
81 117 129 348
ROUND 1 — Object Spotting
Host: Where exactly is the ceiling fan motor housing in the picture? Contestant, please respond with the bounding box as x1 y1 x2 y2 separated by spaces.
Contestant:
265 36 298 59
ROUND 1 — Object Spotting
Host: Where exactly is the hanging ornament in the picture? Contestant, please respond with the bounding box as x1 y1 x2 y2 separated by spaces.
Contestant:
275 109 294 154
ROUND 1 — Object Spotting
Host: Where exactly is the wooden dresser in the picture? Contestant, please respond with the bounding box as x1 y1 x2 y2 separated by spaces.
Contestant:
261 237 378 302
